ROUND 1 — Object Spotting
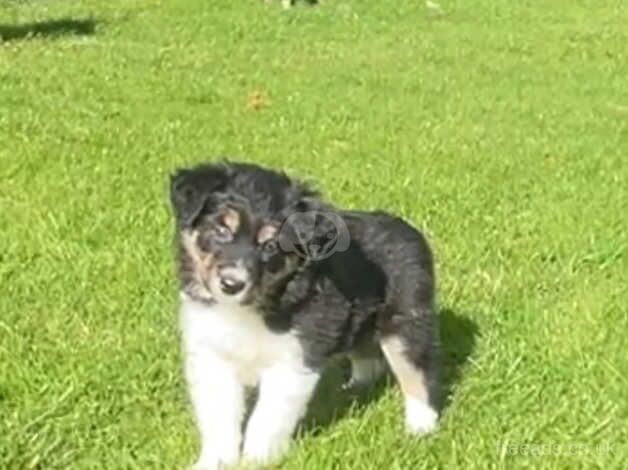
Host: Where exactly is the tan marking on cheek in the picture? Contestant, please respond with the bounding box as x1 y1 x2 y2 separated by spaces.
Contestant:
181 230 201 263
257 224 278 244
221 208 240 234
181 230 215 274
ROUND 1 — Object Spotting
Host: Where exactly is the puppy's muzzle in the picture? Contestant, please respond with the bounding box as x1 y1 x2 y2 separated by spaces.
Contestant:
216 264 249 297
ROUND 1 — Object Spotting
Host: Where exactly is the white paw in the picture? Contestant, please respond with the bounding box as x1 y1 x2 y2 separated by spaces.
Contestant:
242 434 289 466
192 451 238 470
405 398 438 435
191 458 218 470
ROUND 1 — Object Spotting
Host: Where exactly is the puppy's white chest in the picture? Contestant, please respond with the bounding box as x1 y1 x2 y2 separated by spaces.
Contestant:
180 296 302 385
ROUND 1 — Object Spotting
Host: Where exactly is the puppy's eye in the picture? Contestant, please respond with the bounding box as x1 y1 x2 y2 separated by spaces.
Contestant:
214 224 233 242
263 239 279 255
197 232 213 251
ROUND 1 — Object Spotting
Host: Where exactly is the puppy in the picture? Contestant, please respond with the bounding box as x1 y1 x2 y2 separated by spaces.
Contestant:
170 161 439 469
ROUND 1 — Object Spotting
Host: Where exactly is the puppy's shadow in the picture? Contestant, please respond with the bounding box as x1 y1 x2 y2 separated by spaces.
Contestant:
438 308 479 409
0 18 96 42
300 307 478 433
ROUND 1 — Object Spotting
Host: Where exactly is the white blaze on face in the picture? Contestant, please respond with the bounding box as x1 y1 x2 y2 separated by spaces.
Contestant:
181 229 215 300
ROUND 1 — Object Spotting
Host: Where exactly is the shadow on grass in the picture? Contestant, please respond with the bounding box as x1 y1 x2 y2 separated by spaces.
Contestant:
0 18 96 42
284 0 319 5
438 308 479 410
301 307 478 434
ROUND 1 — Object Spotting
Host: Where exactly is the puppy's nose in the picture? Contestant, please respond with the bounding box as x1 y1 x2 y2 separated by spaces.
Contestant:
220 276 246 295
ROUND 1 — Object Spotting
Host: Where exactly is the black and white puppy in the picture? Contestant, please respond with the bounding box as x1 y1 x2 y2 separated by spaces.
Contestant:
170 161 440 469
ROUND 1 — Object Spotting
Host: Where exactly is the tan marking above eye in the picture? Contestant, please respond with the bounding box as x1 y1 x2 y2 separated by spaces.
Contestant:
257 224 278 244
221 208 240 233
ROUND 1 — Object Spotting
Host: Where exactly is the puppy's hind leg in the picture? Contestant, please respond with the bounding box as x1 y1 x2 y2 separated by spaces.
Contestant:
380 321 439 434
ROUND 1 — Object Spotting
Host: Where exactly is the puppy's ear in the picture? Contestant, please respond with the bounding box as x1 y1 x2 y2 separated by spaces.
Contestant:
169 172 204 227
287 180 319 206
293 195 326 213
169 164 229 227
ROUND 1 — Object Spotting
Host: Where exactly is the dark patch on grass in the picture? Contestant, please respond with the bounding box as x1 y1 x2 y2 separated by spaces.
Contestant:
0 18 96 42
300 358 391 436
439 308 479 411
287 0 319 5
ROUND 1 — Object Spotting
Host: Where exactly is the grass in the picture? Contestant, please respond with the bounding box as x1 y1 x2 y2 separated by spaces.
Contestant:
1 0 627 468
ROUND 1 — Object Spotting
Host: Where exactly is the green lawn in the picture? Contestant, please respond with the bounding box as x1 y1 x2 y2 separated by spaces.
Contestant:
1 0 627 468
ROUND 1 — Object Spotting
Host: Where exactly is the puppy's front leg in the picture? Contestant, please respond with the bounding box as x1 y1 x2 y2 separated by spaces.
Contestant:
185 349 244 470
243 365 319 465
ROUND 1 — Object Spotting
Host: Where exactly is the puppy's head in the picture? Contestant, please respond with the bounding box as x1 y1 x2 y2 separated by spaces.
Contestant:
170 161 316 307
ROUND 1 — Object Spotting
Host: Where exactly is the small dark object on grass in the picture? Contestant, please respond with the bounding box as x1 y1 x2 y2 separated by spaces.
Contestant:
265 0 318 9
0 18 96 43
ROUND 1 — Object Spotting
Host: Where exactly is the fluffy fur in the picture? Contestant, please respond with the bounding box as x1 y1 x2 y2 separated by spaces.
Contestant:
169 161 440 469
